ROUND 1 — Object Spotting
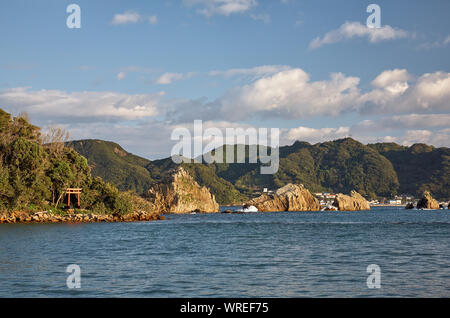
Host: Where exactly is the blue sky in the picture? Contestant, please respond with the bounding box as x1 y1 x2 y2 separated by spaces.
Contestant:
0 0 449 159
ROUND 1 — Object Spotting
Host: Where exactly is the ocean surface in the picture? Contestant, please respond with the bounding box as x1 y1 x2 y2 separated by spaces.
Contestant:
0 206 448 297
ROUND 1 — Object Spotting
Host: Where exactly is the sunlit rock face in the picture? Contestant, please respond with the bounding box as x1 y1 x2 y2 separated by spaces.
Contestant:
247 183 320 212
332 190 371 211
416 191 440 210
146 167 219 214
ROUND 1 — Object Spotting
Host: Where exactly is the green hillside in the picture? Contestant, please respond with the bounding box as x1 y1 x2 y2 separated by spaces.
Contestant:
205 139 399 199
67 140 155 195
368 142 450 199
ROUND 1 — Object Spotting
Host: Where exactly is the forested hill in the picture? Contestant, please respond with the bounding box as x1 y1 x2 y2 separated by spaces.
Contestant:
0 108 154 215
368 142 449 199
69 138 449 203
67 139 155 195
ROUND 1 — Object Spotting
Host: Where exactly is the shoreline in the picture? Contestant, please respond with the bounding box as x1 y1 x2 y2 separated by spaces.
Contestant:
370 204 417 207
0 211 164 224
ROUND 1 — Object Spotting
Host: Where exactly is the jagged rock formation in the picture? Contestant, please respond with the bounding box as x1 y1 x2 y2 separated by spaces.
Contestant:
332 190 371 211
146 167 219 213
416 191 440 209
246 184 320 212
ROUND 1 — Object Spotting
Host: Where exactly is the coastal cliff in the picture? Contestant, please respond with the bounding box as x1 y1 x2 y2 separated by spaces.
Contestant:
416 191 440 209
332 191 370 211
246 184 320 212
146 167 219 213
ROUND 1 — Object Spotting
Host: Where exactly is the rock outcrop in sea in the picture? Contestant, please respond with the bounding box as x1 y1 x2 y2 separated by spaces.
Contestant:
416 191 440 209
246 184 320 212
146 167 219 213
332 190 370 211
405 202 415 209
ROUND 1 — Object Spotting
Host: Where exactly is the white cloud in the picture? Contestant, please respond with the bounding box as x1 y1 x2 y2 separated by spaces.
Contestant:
0 87 164 122
184 0 258 16
112 11 142 25
352 114 450 132
112 11 158 25
371 69 412 95
418 35 450 50
116 72 126 80
391 129 450 147
361 71 450 114
309 21 409 49
156 72 195 84
166 67 450 122
283 126 350 144
209 65 291 78
218 68 361 120
158 65 291 85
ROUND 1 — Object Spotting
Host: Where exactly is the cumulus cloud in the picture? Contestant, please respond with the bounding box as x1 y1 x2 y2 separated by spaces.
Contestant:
309 21 409 49
0 87 164 123
371 69 412 94
361 71 450 114
166 67 450 123
184 0 258 16
219 68 361 120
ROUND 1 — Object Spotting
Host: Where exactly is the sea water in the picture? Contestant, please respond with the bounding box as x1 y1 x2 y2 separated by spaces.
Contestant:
0 207 448 297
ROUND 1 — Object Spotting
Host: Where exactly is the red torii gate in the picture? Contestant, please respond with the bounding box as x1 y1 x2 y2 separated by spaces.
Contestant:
65 188 82 207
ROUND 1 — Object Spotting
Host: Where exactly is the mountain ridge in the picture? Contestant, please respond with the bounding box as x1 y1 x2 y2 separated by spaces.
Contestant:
68 138 450 203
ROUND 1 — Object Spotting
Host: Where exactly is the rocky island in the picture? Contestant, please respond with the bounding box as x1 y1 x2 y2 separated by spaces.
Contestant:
416 191 440 209
146 167 219 214
246 184 320 212
332 190 371 211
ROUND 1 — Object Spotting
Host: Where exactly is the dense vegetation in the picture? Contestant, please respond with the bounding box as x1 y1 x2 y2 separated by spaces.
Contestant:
202 140 399 199
68 139 155 195
369 143 450 199
0 109 151 215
